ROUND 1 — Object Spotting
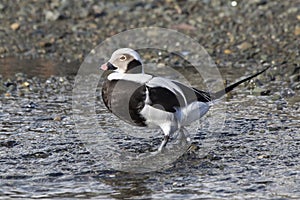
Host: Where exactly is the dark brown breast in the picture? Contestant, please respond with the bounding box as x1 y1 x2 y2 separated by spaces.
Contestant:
101 78 147 127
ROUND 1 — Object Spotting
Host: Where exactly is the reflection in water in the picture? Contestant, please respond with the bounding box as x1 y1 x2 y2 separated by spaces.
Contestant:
100 172 153 199
0 57 79 78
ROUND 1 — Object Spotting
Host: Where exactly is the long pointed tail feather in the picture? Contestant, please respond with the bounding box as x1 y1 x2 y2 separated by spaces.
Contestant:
192 66 270 102
212 65 270 100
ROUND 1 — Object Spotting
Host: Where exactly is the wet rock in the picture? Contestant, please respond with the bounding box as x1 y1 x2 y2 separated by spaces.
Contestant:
47 172 64 177
21 102 38 109
22 151 50 159
260 89 271 96
291 82 300 90
172 181 185 187
281 88 295 98
271 93 281 101
0 140 19 148
53 115 62 121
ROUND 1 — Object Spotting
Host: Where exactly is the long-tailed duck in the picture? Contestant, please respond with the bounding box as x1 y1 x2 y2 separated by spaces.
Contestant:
101 48 269 151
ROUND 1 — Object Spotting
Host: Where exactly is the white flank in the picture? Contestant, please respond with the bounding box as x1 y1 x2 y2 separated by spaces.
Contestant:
140 104 178 133
176 101 210 126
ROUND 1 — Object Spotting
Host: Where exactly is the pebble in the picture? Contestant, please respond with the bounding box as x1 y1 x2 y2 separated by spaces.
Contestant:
21 82 30 87
45 10 60 21
237 42 252 50
4 92 11 97
172 181 185 187
171 23 196 31
0 47 7 54
10 22 20 31
224 49 232 54
157 63 165 68
294 26 300 36
53 115 62 121
257 155 269 159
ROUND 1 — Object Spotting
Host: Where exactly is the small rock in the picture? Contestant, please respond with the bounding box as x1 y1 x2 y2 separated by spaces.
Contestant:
4 92 11 97
260 90 271 96
53 115 62 121
251 87 263 95
237 41 252 50
0 46 7 54
0 3 4 11
171 23 196 31
281 88 295 98
174 2 182 14
0 140 19 148
257 154 269 159
22 102 38 109
79 8 89 18
291 82 300 90
224 49 232 54
172 181 185 187
38 37 56 48
271 93 281 101
227 32 235 43
45 10 60 21
21 81 30 87
10 22 20 31
294 26 300 36
157 63 165 68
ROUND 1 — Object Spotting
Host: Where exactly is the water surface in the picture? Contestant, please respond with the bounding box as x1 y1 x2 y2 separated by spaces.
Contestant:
0 57 299 199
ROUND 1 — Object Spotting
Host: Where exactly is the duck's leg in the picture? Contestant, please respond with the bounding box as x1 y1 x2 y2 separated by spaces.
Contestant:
177 127 190 143
175 127 191 149
158 126 172 152
177 127 187 141
157 127 190 152
158 135 170 152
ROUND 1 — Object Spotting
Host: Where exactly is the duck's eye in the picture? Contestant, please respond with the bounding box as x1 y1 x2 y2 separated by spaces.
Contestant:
119 55 127 61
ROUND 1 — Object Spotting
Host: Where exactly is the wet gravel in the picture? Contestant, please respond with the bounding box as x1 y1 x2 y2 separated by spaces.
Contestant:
0 0 300 199
0 70 299 199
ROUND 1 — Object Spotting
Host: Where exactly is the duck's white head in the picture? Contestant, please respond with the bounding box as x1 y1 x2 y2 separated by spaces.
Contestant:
100 48 143 74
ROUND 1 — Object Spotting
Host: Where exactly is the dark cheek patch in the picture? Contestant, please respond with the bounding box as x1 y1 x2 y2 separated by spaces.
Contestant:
127 60 142 73
107 62 118 70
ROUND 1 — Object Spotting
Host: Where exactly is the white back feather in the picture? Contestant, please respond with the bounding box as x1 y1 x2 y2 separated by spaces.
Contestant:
107 72 153 83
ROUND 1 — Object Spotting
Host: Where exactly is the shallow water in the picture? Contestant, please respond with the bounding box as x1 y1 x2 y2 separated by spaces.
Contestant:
0 58 299 199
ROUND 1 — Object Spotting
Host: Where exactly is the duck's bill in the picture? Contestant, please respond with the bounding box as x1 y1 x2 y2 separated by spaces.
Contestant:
100 63 108 70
